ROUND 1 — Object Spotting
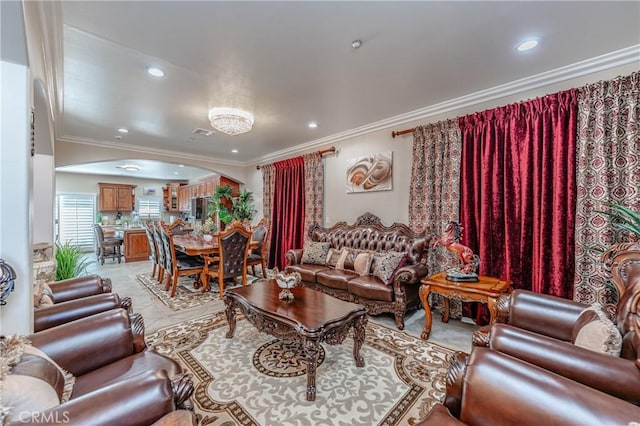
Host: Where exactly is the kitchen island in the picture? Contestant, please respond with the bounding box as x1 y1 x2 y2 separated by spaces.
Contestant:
123 228 150 262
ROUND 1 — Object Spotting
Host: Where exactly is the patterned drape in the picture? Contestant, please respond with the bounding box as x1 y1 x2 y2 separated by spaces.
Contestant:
303 152 324 240
408 120 462 270
260 163 275 266
574 72 640 307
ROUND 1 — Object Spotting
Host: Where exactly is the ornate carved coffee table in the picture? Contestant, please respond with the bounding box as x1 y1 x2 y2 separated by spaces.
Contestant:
224 279 367 401
419 272 513 340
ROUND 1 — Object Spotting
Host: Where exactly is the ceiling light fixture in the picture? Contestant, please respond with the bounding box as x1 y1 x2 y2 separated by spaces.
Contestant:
146 66 165 77
351 39 363 49
208 107 254 136
117 128 129 133
516 39 538 52
308 122 318 128
116 164 141 172
231 149 239 153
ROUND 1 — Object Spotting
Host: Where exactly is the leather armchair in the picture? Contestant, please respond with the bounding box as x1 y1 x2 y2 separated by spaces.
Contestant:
29 309 185 398
418 348 640 425
45 274 113 303
34 293 132 332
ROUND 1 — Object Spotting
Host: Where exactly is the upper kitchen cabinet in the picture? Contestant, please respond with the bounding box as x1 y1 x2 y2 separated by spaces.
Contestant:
163 183 183 212
98 183 136 211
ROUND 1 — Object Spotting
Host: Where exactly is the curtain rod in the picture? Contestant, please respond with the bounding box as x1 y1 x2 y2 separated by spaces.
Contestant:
391 128 415 138
256 146 336 170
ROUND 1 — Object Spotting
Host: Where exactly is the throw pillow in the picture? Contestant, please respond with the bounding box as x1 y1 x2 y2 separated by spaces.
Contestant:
572 304 622 356
325 248 342 267
335 248 356 271
353 252 373 276
372 251 407 285
300 241 331 265
33 282 54 308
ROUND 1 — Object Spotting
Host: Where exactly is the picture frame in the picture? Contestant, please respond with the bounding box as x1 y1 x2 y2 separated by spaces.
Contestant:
143 187 157 196
346 151 393 193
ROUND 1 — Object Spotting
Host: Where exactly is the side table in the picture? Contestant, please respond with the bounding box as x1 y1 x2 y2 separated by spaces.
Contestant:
419 272 512 340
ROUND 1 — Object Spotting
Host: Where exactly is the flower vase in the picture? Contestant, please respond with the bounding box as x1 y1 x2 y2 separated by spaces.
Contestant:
203 234 213 242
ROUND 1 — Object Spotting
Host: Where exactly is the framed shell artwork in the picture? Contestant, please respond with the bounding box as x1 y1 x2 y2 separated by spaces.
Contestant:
346 151 393 193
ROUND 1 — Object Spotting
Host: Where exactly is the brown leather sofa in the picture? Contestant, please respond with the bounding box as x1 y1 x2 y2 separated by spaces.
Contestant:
33 274 131 332
418 347 640 425
5 309 193 425
285 213 429 329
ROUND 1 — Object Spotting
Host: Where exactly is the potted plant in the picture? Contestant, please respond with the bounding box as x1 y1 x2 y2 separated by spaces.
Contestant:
55 240 94 281
200 217 217 242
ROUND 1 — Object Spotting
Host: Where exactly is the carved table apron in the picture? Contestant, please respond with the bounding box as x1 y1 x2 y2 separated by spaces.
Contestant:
419 272 513 340
224 279 367 401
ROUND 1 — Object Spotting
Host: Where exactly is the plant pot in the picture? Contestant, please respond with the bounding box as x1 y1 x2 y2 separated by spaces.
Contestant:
203 234 213 242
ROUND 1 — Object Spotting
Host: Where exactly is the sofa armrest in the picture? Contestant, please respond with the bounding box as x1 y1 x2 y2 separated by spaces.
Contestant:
455 348 640 425
21 370 184 426
49 275 112 303
393 263 429 286
415 404 467 426
29 309 145 376
488 323 640 404
33 293 127 332
285 249 304 266
505 289 587 341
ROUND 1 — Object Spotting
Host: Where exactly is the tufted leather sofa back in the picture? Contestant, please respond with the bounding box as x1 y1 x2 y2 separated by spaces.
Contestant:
309 213 428 265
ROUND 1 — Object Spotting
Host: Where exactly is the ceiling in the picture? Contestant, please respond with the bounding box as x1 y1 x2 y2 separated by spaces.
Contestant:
57 1 639 178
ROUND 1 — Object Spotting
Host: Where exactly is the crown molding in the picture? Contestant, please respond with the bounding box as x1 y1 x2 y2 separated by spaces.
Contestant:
248 44 640 167
57 136 245 167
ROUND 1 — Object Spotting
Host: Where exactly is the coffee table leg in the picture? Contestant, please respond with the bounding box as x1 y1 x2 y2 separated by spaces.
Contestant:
419 284 432 340
352 315 367 368
442 297 450 323
303 338 320 401
224 297 237 338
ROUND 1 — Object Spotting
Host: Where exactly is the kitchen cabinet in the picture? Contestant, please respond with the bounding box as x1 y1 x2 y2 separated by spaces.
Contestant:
163 183 182 212
123 229 150 262
98 183 136 211
174 176 240 213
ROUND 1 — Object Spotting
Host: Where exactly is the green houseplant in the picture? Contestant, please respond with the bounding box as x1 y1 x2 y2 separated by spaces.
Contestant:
595 202 640 239
55 240 94 281
208 185 256 225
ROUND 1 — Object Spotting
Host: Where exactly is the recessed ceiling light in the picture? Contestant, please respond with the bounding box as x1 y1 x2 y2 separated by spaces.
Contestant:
117 128 128 133
231 149 239 153
146 66 165 77
308 122 319 129
178 164 184 168
351 39 363 49
116 164 141 172
516 39 538 52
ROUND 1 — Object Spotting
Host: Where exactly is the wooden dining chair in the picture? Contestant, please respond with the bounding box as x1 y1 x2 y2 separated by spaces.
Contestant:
167 218 191 235
152 221 167 285
159 223 204 297
202 221 252 299
143 221 159 279
247 218 269 278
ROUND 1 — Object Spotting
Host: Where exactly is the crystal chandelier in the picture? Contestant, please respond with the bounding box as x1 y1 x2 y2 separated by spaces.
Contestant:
208 107 254 136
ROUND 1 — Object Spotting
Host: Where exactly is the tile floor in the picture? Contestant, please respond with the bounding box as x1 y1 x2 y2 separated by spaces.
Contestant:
86 257 476 353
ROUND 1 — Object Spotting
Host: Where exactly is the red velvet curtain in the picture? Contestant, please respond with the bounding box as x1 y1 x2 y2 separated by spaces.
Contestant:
268 157 306 270
459 90 577 323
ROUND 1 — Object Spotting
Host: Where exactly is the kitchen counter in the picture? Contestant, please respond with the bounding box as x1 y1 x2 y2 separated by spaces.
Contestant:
123 228 150 262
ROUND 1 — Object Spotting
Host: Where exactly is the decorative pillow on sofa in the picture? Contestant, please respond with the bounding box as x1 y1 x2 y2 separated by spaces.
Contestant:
335 248 356 271
33 282 54 308
300 241 331 265
325 248 342 267
571 304 622 356
372 251 407 285
353 252 374 276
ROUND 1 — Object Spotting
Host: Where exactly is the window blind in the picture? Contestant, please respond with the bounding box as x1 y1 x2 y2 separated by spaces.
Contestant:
138 199 161 220
56 193 96 250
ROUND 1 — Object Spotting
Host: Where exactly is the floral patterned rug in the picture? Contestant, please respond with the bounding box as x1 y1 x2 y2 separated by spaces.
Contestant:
135 273 261 311
146 311 457 426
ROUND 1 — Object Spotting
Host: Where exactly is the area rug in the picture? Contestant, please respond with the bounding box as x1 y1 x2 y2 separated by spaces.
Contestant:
146 311 457 426
135 273 261 311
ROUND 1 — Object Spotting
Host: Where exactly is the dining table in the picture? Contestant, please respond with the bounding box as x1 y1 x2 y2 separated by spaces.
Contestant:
172 234 259 292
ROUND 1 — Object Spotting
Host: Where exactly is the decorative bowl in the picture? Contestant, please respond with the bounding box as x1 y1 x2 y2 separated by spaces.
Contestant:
268 268 301 301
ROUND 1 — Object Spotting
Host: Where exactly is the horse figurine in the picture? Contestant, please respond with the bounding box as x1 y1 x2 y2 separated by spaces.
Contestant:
432 222 480 282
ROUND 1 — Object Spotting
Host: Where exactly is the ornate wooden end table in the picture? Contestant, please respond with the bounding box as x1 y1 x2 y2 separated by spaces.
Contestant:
224 279 367 401
419 272 513 340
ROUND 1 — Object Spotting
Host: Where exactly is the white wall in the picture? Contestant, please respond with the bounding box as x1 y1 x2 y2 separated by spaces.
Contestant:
0 60 33 334
33 154 55 244
246 62 639 228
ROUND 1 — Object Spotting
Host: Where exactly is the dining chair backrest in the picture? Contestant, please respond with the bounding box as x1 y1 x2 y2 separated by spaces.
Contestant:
144 222 157 264
218 220 252 279
158 223 175 276
167 218 191 235
251 218 269 258
152 221 166 269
